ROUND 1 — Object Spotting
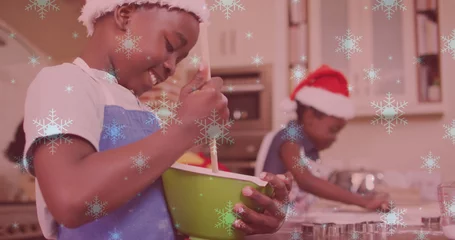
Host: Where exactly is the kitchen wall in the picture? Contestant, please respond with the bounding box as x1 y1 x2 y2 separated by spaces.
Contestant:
319 0 455 182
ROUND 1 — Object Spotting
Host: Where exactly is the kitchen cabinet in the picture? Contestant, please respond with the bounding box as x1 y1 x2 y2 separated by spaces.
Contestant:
308 0 444 116
190 0 276 68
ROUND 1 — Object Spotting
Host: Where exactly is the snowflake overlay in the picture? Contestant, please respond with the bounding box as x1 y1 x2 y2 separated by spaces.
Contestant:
335 29 362 59
189 55 201 67
420 151 440 174
102 119 126 145
442 120 455 144
372 0 406 20
251 54 264 67
276 199 297 220
194 109 234 146
25 0 59 19
28 55 40 67
350 231 361 240
210 0 245 19
33 109 73 154
293 149 312 173
378 201 407 235
363 64 381 84
215 201 239 236
85 196 108 219
281 121 304 143
414 229 429 240
371 92 408 134
146 91 182 134
13 156 33 173
130 151 150 174
443 196 455 219
108 228 122 240
115 29 142 59
103 66 119 83
441 30 455 59
290 65 306 83
289 228 302 240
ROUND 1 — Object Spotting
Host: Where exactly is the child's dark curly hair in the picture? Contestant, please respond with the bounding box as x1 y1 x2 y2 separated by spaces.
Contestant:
4 120 25 163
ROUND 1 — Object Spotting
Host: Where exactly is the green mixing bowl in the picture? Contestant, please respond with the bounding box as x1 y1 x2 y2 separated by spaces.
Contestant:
162 163 273 240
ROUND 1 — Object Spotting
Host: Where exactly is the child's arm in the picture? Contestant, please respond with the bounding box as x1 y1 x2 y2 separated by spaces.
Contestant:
279 141 368 208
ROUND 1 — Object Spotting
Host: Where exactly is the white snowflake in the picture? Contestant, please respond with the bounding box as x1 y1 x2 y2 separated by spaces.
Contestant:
443 120 455 144
209 0 245 19
145 91 182 134
194 109 234 146
108 228 122 240
130 151 150 174
370 92 408 134
25 0 59 19
363 64 381 84
378 201 407 235
350 231 361 240
420 151 440 174
372 0 406 20
64 85 73 93
443 196 455 219
115 29 142 59
413 56 424 65
28 55 40 67
11 79 16 84
292 149 312 173
102 119 126 145
300 55 307 62
290 65 306 84
103 66 119 84
281 121 304 143
441 30 455 59
348 84 354 93
335 29 362 59
276 199 297 220
85 196 108 219
289 228 302 240
188 55 201 67
33 109 73 154
13 156 33 173
72 32 79 39
251 54 264 67
9 32 16 39
414 229 429 240
215 201 239 236
245 31 253 40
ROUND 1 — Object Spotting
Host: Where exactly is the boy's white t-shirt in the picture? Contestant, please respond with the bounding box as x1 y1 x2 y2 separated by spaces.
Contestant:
23 60 147 239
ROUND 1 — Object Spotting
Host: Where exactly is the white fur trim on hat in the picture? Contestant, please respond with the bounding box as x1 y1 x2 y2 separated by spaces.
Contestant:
79 0 210 36
294 87 355 120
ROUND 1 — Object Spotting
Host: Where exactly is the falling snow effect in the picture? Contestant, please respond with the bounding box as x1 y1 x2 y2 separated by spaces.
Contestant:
335 29 362 59
441 30 455 59
33 109 73 154
209 0 245 19
215 201 239 236
293 149 312 173
363 64 381 84
378 201 407 235
348 84 354 93
102 119 126 145
65 85 73 93
251 54 264 67
130 151 150 174
25 0 59 19
414 229 429 240
72 32 79 39
420 151 440 174
189 55 201 67
371 92 408 134
372 0 406 20
85 196 108 219
276 199 297 220
443 196 455 219
442 120 455 144
115 29 142 59
13 156 33 173
289 228 302 240
413 56 424 65
145 91 182 134
28 55 40 67
103 66 119 84
281 121 304 143
245 31 253 40
350 231 361 240
290 65 306 83
107 228 122 240
194 109 234 146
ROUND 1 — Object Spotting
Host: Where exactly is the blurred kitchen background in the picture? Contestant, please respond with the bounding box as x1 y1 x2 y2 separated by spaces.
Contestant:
0 0 454 239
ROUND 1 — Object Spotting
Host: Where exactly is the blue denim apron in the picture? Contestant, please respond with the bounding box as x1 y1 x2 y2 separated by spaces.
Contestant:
57 58 176 240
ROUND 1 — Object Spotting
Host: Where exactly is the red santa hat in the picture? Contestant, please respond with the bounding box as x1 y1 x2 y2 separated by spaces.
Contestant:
281 65 355 120
79 0 210 36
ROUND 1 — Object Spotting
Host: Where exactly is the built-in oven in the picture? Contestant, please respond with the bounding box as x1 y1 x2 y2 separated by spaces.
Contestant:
187 65 273 175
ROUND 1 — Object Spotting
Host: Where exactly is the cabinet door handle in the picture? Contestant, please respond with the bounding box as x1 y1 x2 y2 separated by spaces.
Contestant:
220 31 227 55
230 30 236 55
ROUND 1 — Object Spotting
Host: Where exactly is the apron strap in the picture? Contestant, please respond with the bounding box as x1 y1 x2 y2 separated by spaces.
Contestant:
73 57 116 106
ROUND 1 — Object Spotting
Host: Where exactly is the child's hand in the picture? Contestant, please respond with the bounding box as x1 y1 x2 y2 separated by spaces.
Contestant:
177 64 229 135
232 172 294 235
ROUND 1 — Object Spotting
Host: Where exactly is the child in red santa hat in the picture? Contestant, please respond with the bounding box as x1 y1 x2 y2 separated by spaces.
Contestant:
258 65 389 212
